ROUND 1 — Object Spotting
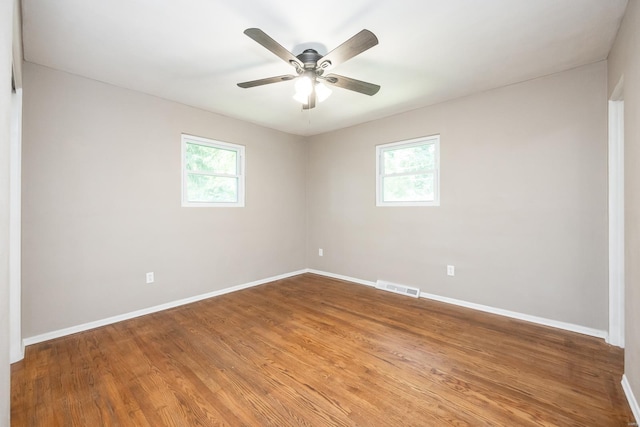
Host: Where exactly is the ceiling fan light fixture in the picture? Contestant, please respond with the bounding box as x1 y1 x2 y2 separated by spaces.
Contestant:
293 76 332 105
316 82 332 103
293 91 309 105
294 75 313 100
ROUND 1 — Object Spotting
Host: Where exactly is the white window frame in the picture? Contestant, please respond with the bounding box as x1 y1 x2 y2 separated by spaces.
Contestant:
181 134 245 207
376 135 440 207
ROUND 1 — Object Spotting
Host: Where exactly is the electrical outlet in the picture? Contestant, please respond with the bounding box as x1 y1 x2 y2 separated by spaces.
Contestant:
146 272 154 284
447 265 455 276
319 248 323 256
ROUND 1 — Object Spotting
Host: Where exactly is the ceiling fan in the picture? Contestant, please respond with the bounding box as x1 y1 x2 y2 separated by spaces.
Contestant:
237 28 380 109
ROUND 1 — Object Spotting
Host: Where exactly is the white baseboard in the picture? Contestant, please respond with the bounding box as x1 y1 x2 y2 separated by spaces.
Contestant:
10 340 24 363
307 269 608 340
420 291 607 339
22 269 307 348
623 374 640 422
306 269 376 287
20 268 609 351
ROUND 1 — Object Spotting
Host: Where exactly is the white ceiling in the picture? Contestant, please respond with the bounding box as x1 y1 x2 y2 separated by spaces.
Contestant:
21 0 628 136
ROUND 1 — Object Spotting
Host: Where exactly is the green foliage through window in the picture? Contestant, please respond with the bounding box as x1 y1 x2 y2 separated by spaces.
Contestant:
186 174 238 203
182 135 244 206
377 136 440 206
185 143 237 175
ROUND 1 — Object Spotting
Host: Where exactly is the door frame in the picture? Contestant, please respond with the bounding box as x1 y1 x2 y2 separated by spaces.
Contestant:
608 77 624 348
9 1 23 362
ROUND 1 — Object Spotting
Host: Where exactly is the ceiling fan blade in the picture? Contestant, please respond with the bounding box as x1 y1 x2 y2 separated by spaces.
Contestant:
243 28 303 69
323 74 380 96
318 30 378 70
237 75 297 88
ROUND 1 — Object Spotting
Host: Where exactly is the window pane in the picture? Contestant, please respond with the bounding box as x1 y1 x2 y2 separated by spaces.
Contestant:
186 174 238 203
382 173 434 202
383 144 434 174
185 143 237 175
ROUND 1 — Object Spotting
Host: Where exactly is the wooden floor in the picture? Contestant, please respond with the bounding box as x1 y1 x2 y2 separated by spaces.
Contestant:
11 274 635 426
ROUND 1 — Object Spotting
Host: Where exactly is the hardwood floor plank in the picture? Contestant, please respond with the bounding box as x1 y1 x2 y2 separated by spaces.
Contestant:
11 273 635 426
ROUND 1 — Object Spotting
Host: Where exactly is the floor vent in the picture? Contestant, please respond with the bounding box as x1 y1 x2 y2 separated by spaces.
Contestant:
376 280 420 298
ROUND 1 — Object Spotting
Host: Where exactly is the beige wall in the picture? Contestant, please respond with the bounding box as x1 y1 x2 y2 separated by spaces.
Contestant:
21 50 612 357
609 0 640 406
21 62 307 337
1 0 13 421
307 62 608 330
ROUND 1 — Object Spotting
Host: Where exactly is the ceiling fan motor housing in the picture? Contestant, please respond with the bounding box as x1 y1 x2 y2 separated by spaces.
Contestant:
296 49 325 71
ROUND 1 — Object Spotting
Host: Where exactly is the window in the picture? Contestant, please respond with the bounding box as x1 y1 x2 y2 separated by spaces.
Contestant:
181 134 245 207
376 135 440 206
